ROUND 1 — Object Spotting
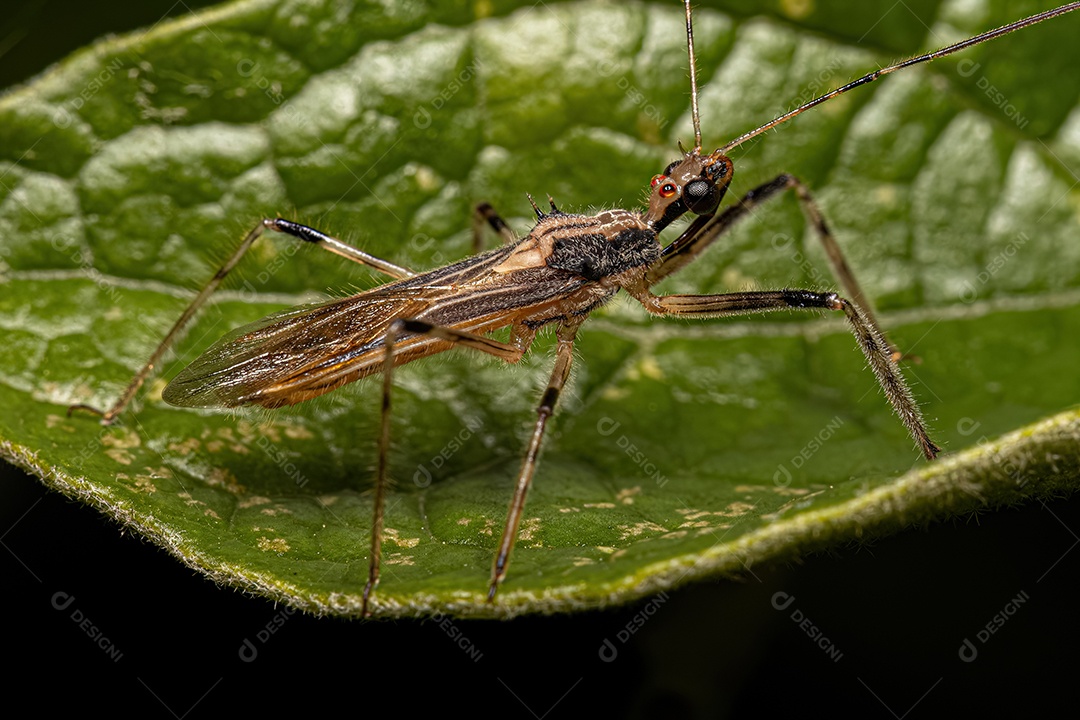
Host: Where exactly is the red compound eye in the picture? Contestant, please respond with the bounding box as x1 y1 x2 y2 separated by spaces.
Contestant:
651 174 678 198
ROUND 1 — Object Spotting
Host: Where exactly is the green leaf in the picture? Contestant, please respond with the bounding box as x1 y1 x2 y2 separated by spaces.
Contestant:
1 0 1078 618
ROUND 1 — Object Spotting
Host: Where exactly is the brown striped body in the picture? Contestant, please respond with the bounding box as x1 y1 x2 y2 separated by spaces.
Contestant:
162 208 659 409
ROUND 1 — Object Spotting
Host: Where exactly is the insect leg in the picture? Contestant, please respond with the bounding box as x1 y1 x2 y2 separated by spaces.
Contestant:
630 286 939 460
265 218 415 279
362 319 533 616
647 174 899 355
472 202 517 252
68 218 415 425
488 321 580 602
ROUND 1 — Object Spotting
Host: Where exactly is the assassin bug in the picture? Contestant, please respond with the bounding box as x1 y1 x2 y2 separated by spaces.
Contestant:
70 0 1080 614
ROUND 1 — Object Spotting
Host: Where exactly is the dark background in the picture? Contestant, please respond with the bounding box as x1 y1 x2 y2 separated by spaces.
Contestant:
3 1 1079 716
6 459 1079 716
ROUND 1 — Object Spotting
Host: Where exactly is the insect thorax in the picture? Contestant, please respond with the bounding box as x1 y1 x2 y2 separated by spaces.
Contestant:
543 209 660 283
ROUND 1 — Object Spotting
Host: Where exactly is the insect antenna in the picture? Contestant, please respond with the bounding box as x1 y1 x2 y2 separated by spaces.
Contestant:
718 1 1080 154
684 0 702 153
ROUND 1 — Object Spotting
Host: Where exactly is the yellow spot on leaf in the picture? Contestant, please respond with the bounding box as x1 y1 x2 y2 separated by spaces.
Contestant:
677 520 713 529
518 517 542 546
722 267 755 291
213 427 250 454
133 476 157 494
780 0 813 21
414 165 439 192
204 466 244 495
616 521 667 540
103 427 140 449
106 448 133 465
177 491 219 520
601 385 629 401
257 537 290 553
284 424 314 440
874 185 899 208
384 528 420 549
147 377 167 401
637 356 663 380
168 438 201 454
257 423 282 443
721 502 755 517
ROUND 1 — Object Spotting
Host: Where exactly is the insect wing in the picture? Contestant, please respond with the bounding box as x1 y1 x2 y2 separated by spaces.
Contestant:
162 291 428 409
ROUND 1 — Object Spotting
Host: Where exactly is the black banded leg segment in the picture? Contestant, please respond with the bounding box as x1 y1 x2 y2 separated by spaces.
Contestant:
647 174 897 356
67 218 414 425
362 318 530 616
634 288 939 460
472 202 516 252
266 218 415 280
488 322 580 602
